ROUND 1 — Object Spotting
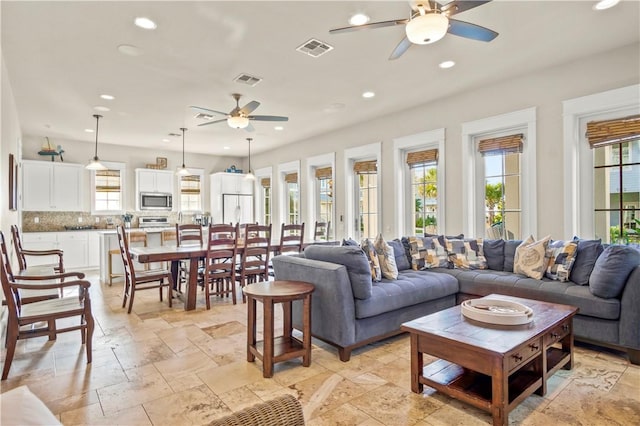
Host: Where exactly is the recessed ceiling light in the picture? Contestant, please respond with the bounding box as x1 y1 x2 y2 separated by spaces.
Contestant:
349 13 370 26
84 129 94 133
439 60 455 69
93 106 110 112
362 91 375 99
162 138 170 143
223 146 230 150
593 0 620 10
134 17 157 30
274 126 284 131
118 44 143 57
100 94 115 100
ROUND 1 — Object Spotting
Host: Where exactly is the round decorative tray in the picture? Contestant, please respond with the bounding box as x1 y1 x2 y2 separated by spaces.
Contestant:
461 298 534 325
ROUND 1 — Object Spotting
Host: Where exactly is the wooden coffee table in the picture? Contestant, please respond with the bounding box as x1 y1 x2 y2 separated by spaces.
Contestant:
243 280 314 378
401 294 577 426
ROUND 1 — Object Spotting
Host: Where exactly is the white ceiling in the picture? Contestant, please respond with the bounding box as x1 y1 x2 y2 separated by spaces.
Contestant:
2 1 639 157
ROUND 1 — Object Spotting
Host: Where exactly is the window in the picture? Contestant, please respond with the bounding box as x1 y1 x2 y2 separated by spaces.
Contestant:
91 162 125 214
285 172 299 224
462 107 536 238
261 177 271 225
587 115 640 244
407 149 438 236
478 134 523 240
179 170 204 212
354 160 378 239
315 166 333 233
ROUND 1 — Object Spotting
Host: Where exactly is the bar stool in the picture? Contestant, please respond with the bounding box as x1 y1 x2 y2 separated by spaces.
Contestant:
108 230 147 285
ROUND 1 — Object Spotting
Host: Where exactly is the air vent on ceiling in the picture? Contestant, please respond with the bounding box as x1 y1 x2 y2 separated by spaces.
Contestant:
233 73 262 87
296 38 334 58
193 113 215 121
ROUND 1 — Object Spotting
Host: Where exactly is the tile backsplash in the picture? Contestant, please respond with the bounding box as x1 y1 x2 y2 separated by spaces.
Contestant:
22 211 182 232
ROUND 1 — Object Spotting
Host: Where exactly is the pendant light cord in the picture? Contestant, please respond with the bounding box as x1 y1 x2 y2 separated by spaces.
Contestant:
180 127 187 167
247 137 252 172
93 114 102 160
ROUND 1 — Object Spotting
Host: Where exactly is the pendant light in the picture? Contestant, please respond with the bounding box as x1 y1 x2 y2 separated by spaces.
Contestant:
86 114 107 170
176 127 190 176
245 137 255 180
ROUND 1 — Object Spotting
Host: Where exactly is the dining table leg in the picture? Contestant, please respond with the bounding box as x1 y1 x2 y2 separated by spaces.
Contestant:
185 257 199 310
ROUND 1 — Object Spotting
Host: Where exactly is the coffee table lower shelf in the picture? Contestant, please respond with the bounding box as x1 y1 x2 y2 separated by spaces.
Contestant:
420 359 543 413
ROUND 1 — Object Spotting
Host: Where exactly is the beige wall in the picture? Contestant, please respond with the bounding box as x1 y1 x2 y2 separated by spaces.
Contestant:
250 43 640 240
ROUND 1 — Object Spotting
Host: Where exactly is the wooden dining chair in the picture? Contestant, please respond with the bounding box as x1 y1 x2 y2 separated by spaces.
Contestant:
313 221 330 241
278 223 305 255
237 223 272 302
11 225 64 275
176 224 204 291
1 242 94 380
117 225 173 314
203 223 239 308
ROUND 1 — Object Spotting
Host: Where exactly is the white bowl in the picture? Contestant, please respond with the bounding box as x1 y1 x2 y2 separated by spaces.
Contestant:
461 298 534 325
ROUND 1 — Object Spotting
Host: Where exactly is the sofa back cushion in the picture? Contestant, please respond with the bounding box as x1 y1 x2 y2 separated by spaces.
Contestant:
570 238 604 285
303 245 373 299
503 240 523 272
390 239 411 271
589 245 640 299
483 239 505 271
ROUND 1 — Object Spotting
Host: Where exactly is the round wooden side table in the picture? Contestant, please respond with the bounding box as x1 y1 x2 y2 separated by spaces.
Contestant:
243 280 315 378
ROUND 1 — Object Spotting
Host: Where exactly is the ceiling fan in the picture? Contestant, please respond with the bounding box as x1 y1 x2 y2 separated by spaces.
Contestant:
329 0 498 60
191 93 288 131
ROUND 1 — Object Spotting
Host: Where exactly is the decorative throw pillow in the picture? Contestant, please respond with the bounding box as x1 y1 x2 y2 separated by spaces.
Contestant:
569 237 604 285
589 245 640 299
407 236 449 270
360 238 382 282
545 240 579 282
374 234 399 279
390 239 411 271
503 240 523 272
444 237 488 270
341 238 359 247
483 239 505 271
513 235 551 280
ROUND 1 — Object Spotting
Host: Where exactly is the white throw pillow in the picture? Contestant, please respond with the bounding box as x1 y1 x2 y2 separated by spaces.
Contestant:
513 235 551 280
374 234 399 280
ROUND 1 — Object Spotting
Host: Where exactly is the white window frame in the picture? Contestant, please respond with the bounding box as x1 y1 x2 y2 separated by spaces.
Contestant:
178 168 205 214
563 84 640 238
91 161 126 215
254 166 272 225
277 160 300 230
462 107 537 238
393 128 445 237
305 152 335 241
344 142 381 240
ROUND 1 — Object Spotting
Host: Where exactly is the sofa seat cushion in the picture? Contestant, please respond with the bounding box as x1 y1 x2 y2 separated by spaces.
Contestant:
430 268 620 320
354 269 458 319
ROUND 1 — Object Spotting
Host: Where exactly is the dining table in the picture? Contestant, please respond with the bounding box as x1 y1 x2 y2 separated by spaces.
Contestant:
128 239 340 311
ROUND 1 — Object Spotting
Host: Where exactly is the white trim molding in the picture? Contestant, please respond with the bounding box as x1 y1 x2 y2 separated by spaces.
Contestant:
305 152 335 241
462 107 537 238
344 142 381 239
392 128 446 237
562 84 640 238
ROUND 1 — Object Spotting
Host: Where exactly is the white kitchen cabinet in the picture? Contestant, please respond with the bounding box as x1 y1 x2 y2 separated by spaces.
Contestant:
20 232 58 267
87 231 100 268
22 161 84 211
210 172 254 224
136 169 174 193
22 231 90 269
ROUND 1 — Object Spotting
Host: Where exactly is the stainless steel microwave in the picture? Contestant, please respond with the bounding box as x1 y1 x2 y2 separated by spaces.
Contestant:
140 192 172 210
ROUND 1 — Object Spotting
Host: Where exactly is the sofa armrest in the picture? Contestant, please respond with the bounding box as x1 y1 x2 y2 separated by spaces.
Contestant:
272 255 357 347
619 265 640 350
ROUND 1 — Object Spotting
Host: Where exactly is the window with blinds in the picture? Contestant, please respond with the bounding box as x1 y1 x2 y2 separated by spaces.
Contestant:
180 174 201 212
354 160 378 238
315 167 333 232
261 177 271 225
94 169 121 211
588 115 640 244
478 134 522 239
407 149 438 235
284 172 299 224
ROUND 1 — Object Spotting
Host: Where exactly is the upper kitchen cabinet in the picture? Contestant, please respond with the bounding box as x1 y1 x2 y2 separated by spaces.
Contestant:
22 160 84 211
136 169 174 194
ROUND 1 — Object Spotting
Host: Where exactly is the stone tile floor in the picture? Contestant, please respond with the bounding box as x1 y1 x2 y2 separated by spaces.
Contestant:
1 270 639 425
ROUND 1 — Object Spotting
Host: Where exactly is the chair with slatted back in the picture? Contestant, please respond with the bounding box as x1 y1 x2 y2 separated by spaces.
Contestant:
108 230 149 285
1 237 94 380
117 225 173 314
278 223 305 255
11 225 64 275
313 221 330 241
236 224 272 302
176 224 204 291
203 223 239 308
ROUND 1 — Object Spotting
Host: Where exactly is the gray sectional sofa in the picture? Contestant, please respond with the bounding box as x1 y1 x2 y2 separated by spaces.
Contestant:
272 240 640 364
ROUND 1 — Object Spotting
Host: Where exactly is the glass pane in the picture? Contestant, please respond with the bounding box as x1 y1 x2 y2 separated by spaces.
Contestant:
484 155 502 178
594 210 618 244
503 211 521 240
503 175 520 210
504 152 520 175
593 167 610 210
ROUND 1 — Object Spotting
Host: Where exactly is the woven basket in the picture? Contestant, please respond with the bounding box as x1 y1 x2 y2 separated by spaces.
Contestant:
211 394 305 426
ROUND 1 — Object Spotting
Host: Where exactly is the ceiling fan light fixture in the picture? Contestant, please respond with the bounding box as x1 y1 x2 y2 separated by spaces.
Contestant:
406 12 449 45
228 115 249 129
